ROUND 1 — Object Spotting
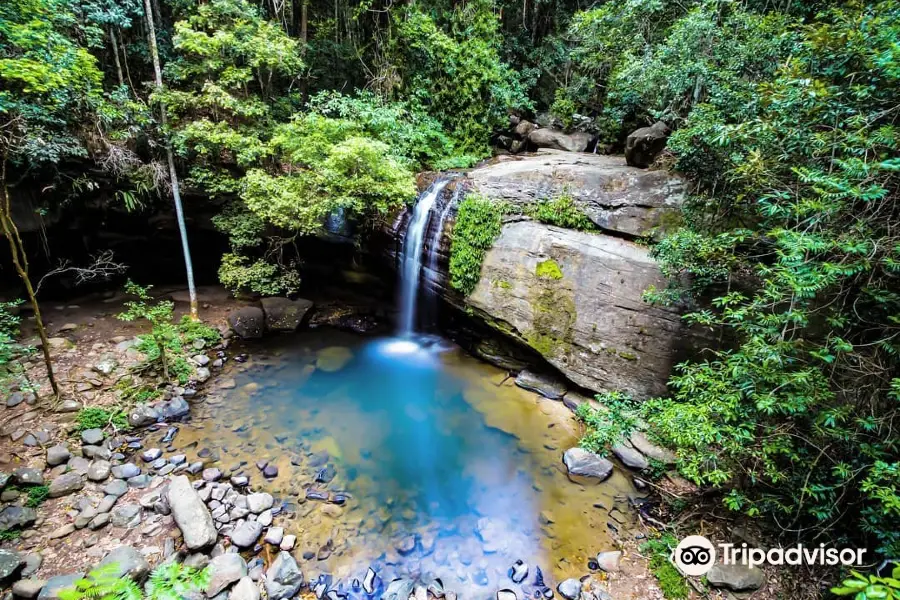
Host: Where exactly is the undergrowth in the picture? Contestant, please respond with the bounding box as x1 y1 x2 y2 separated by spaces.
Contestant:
449 193 505 296
640 534 690 599
526 194 597 231
75 407 129 433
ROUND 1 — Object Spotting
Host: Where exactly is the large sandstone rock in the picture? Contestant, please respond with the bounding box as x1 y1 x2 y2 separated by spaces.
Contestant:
260 297 313 331
527 128 594 153
468 150 685 238
625 121 670 168
466 220 691 398
166 476 216 550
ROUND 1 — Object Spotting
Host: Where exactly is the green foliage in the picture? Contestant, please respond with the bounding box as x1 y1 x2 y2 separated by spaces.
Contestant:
23 484 48 508
0 300 33 372
217 253 301 296
59 562 210 600
117 282 201 384
832 564 900 599
640 534 690 600
177 315 220 346
527 195 596 231
0 529 20 541
449 193 504 296
575 391 641 456
75 407 128 433
535 259 563 280
389 0 531 154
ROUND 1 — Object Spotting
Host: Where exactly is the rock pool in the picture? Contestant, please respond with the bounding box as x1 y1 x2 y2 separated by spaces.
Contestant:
173 328 639 597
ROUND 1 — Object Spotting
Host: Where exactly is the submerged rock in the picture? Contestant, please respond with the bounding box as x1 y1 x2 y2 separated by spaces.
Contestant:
264 552 303 600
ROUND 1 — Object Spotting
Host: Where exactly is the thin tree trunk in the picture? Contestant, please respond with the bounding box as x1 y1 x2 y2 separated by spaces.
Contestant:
109 27 125 87
0 157 59 397
144 0 200 320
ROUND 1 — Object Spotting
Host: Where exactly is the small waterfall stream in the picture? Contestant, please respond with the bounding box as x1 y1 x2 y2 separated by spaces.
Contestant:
397 179 451 336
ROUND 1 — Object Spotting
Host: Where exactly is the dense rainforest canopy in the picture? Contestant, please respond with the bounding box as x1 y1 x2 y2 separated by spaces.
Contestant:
1 0 899 574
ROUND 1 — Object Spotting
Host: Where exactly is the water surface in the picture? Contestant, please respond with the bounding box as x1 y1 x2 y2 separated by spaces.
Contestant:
175 328 638 597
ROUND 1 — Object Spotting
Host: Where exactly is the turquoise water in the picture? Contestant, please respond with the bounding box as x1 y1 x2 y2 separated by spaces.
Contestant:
179 328 636 597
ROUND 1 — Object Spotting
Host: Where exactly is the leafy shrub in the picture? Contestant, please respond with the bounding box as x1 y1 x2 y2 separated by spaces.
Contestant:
832 563 900 599
217 253 301 297
24 485 49 508
59 561 210 600
527 195 597 231
449 194 504 296
177 316 220 347
75 407 129 433
575 391 641 456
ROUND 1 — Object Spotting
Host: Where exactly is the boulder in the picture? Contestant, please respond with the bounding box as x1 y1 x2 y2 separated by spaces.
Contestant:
37 574 82 600
166 475 217 550
128 404 160 428
46 445 71 467
465 221 692 398
611 444 649 470
230 521 263 548
467 150 685 238
80 429 104 445
629 431 676 464
514 370 566 399
48 473 84 498
260 297 314 331
625 121 670 168
227 307 266 339
158 396 189 420
706 564 765 592
528 128 594 153
557 579 581 600
12 579 45 599
514 120 537 139
206 553 247 596
596 550 622 573
562 448 613 481
13 468 43 486
0 549 24 581
230 577 260 600
97 546 150 582
264 552 303 600
0 506 37 531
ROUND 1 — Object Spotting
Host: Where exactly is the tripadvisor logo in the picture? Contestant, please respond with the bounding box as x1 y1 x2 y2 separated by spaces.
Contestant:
672 535 868 576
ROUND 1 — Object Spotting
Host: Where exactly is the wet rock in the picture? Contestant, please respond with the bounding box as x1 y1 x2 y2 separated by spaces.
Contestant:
159 396 189 420
48 473 84 498
382 579 414 600
203 468 222 482
0 549 24 581
596 551 622 573
396 536 417 555
167 475 217 550
207 553 248 596
13 468 43 486
497 590 518 600
228 307 266 339
279 535 296 551
611 445 648 470
514 370 567 399
508 560 528 584
476 518 507 553
111 463 140 479
305 490 328 502
265 527 284 546
260 297 314 332
37 574 83 600
315 464 336 484
230 577 260 600
46 445 71 467
13 578 45 599
563 448 613 481
262 465 278 479
625 121 670 168
128 405 160 428
706 564 765 592
264 551 303 600
362 568 381 595
81 429 105 445
195 368 211 383
230 521 263 548
142 448 162 462
247 492 273 514
97 546 150 582
111 504 141 528
556 579 581 600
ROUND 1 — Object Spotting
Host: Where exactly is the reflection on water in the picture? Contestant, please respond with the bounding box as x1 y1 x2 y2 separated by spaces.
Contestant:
175 328 638 597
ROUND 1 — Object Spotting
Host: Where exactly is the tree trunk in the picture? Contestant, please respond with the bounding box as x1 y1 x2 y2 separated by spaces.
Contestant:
0 157 59 397
109 27 125 87
144 0 200 320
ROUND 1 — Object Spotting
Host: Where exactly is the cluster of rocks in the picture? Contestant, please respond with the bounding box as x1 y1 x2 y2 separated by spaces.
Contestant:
226 298 315 340
498 116 595 154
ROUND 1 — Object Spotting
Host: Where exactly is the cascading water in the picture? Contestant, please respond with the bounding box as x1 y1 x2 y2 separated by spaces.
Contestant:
397 179 450 336
425 185 461 292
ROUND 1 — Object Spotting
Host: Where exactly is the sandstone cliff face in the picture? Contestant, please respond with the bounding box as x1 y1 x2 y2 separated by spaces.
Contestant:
385 151 696 398
466 220 687 398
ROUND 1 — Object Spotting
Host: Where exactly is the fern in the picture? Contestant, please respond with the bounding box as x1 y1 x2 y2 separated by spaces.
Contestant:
59 564 142 600
146 563 210 600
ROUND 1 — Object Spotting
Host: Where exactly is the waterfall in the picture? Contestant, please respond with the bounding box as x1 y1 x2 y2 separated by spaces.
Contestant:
426 185 461 291
398 179 450 336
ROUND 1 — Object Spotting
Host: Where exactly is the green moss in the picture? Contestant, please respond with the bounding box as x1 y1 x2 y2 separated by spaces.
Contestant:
640 535 690 599
535 259 563 280
75 407 129 433
618 351 638 361
526 193 597 231
449 194 504 296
